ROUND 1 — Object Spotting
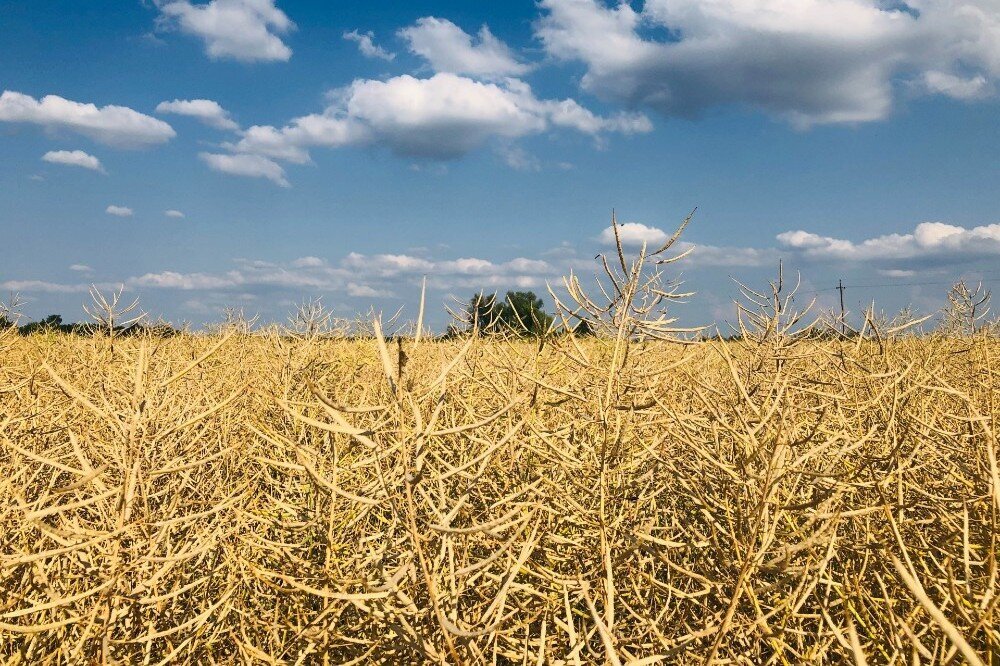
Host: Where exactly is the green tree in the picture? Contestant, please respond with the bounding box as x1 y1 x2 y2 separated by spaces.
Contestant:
572 318 596 337
465 290 553 337
467 292 501 333
499 291 553 337
19 314 64 335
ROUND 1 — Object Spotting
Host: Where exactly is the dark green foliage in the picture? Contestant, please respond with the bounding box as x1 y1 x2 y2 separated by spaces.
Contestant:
18 314 68 335
15 315 178 337
501 291 553 336
441 324 467 340
135 323 180 338
466 291 553 337
467 292 502 333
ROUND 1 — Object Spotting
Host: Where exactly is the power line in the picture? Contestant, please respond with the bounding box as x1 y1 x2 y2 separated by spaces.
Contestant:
807 271 1000 295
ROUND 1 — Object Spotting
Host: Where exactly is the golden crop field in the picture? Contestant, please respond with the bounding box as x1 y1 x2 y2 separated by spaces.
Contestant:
2 314 998 664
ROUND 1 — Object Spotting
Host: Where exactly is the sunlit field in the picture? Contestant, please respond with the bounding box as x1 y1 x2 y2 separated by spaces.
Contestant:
2 333 998 662
2 237 999 664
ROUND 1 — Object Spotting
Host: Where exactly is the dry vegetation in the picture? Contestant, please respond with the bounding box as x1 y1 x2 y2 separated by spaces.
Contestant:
2 229 999 663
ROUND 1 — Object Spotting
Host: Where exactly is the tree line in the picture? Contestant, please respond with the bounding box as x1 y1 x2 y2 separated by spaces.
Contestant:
0 313 178 337
1 290 581 339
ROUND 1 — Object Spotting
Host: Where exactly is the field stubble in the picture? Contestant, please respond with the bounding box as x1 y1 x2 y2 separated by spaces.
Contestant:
1 323 998 664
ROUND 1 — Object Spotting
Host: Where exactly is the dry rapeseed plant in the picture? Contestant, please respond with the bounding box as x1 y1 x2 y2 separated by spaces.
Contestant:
1 217 998 664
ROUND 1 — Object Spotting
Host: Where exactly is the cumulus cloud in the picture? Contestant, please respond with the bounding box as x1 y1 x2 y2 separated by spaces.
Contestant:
291 256 324 267
596 219 1000 270
592 218 1000 270
0 280 100 294
199 152 289 187
675 242 780 268
342 252 434 277
347 283 391 298
535 0 1000 126
0 91 175 147
343 75 652 158
400 17 530 78
156 98 238 130
118 248 562 302
225 73 650 172
131 271 241 290
599 222 668 247
41 150 105 173
599 221 778 266
921 71 992 100
69 264 93 273
155 0 294 62
342 74 545 158
343 30 395 61
776 221 1000 263
106 205 134 217
165 209 186 218
228 114 366 164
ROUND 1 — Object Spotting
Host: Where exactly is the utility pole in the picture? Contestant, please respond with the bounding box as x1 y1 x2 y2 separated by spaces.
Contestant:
837 279 846 336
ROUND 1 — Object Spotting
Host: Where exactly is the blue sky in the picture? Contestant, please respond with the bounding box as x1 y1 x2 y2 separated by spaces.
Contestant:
2 0 999 331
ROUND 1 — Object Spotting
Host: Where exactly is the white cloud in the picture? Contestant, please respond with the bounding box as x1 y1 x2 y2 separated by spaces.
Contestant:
41 150 105 173
339 74 649 158
675 242 779 268
502 257 553 273
599 222 668 247
347 283 391 298
156 98 238 130
498 144 541 171
106 205 134 217
155 0 294 62
228 115 366 164
199 152 290 187
342 74 545 158
437 257 496 274
132 271 239 290
0 280 98 294
343 30 395 61
222 73 650 173
342 252 434 277
112 247 566 302
598 220 780 266
291 256 324 267
0 91 175 147
535 0 1000 126
128 265 315 291
165 209 186 218
777 221 1000 262
597 218 1000 269
399 17 530 78
921 71 992 100
69 264 93 273
538 94 653 135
